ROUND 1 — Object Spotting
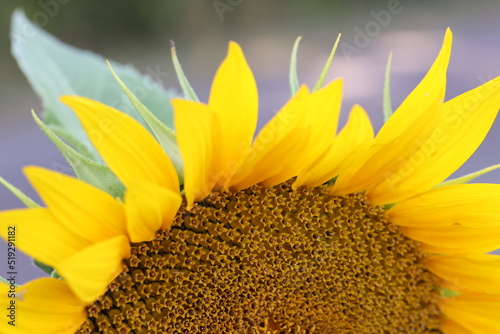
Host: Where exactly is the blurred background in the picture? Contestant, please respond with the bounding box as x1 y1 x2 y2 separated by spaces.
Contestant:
1 0 500 283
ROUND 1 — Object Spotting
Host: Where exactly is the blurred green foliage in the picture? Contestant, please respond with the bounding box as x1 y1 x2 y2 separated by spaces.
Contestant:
1 1 182 44
0 0 416 45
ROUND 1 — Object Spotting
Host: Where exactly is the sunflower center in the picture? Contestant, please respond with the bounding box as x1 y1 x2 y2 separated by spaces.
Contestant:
76 180 442 333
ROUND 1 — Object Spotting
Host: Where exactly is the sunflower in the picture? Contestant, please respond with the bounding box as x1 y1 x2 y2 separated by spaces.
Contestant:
2 28 500 333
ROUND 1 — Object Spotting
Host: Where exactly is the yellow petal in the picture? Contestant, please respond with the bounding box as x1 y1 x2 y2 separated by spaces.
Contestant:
295 104 373 188
292 79 344 188
56 235 130 303
369 75 500 204
402 225 500 255
264 81 344 187
209 42 259 187
230 86 310 190
389 184 500 228
173 99 221 207
125 182 182 242
300 79 343 158
333 29 452 203
332 105 375 176
440 291 500 333
24 166 127 242
425 254 500 294
60 96 179 192
0 278 86 334
0 208 89 267
441 318 473 334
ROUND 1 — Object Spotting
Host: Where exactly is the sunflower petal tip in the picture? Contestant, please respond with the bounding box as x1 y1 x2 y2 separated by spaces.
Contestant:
22 165 46 179
297 84 310 94
227 41 245 59
228 40 242 49
443 28 453 46
59 95 78 105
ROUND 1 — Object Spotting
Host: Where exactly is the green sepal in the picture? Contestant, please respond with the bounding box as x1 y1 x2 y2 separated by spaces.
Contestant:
289 36 302 97
170 40 200 102
312 32 342 92
0 276 18 287
440 287 460 298
32 111 125 198
437 164 500 187
0 176 39 208
383 52 394 122
383 203 396 210
326 175 338 187
50 125 97 158
33 259 55 276
51 271 62 279
11 10 178 162
107 61 184 184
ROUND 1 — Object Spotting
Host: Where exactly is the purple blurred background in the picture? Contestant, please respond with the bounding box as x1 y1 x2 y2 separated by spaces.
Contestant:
1 1 500 283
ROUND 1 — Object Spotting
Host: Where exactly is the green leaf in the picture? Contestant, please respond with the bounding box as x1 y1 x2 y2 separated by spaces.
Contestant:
107 61 184 184
0 176 39 208
289 36 302 97
33 259 55 276
32 111 125 198
383 52 394 122
170 40 200 102
437 164 500 187
313 32 342 92
11 10 178 162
